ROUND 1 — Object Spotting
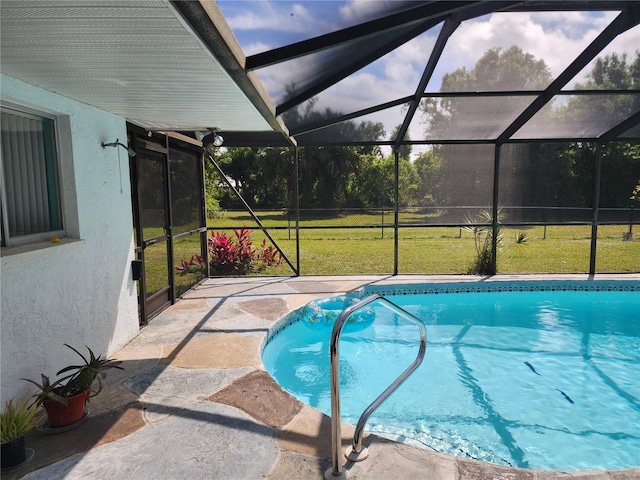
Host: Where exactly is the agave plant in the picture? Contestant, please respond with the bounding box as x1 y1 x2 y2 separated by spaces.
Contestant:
22 374 69 407
57 344 123 399
22 344 123 406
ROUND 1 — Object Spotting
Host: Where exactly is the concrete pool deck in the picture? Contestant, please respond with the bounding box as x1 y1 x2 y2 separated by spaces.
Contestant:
4 275 639 480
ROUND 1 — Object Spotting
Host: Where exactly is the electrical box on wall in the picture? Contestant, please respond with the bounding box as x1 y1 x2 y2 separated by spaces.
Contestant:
131 260 143 281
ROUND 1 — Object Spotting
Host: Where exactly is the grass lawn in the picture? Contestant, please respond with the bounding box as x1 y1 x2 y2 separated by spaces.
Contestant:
205 213 639 275
141 211 639 295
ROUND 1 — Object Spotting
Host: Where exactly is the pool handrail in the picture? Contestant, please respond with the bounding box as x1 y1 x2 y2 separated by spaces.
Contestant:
326 294 427 479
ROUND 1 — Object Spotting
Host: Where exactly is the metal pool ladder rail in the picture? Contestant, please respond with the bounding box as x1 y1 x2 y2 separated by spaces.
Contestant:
325 294 427 480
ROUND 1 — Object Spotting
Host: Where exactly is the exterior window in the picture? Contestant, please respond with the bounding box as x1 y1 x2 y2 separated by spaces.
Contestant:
1 105 63 247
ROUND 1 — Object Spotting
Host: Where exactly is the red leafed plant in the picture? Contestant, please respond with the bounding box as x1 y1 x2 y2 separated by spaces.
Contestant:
256 239 283 269
177 228 282 276
206 228 282 275
175 255 205 275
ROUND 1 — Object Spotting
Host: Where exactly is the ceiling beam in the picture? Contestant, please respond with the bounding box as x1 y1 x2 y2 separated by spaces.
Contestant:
505 1 634 12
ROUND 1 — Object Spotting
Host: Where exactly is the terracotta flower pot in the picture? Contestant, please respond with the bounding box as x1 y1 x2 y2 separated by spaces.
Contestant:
43 390 87 428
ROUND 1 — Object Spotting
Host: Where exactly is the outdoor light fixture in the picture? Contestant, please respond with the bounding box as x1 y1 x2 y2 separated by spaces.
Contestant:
195 129 224 153
101 138 135 194
101 139 136 157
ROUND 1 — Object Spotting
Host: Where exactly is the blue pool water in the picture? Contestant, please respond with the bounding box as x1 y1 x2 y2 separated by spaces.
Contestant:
262 281 640 471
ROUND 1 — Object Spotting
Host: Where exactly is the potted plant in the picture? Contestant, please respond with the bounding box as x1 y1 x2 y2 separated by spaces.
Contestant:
0 397 39 469
23 344 123 428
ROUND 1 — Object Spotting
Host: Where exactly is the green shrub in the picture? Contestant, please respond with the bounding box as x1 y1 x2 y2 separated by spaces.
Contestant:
0 397 39 443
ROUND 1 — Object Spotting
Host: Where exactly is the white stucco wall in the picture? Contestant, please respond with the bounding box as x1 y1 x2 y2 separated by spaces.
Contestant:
1 75 140 403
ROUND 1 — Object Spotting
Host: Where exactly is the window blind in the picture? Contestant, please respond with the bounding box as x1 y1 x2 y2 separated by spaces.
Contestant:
1 108 62 240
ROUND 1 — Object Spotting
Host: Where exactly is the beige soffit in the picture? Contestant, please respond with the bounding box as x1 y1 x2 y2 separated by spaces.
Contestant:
0 0 285 136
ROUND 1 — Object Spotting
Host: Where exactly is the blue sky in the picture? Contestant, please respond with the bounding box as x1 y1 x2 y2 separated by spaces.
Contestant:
217 1 639 152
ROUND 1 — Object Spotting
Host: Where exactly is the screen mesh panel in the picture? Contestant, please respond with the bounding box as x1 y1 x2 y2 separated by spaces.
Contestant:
496 225 591 274
417 95 536 141
567 22 639 89
293 104 408 145
282 27 441 133
408 144 495 225
514 94 640 140
258 18 433 109
139 150 167 230
169 147 203 235
498 142 594 223
598 142 640 215
425 11 610 93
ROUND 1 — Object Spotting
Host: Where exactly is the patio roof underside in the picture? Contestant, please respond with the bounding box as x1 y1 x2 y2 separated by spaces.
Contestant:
206 0 640 148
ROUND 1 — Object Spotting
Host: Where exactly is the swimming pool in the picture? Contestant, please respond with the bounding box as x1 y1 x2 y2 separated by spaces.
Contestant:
262 280 640 472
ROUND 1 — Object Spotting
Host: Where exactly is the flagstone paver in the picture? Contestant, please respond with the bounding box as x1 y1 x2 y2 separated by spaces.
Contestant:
266 451 331 480
160 333 261 368
457 459 535 480
277 405 358 459
208 370 303 429
122 364 253 423
24 401 278 480
237 297 290 321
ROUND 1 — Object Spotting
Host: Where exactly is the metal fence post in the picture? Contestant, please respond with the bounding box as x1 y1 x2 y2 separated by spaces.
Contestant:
589 143 603 275
491 144 501 275
394 152 399 275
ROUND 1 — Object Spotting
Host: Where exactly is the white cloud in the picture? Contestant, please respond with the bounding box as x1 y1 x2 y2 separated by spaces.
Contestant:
383 33 437 86
437 11 637 88
225 3 287 31
530 11 615 41
221 1 338 51
448 13 599 77
243 41 273 57
339 0 396 23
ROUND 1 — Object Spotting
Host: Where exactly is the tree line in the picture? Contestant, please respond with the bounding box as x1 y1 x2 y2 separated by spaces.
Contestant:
208 47 640 217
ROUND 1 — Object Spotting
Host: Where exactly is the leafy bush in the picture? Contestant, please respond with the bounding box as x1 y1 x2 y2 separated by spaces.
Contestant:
631 180 640 202
209 229 253 275
256 239 281 270
179 228 282 276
